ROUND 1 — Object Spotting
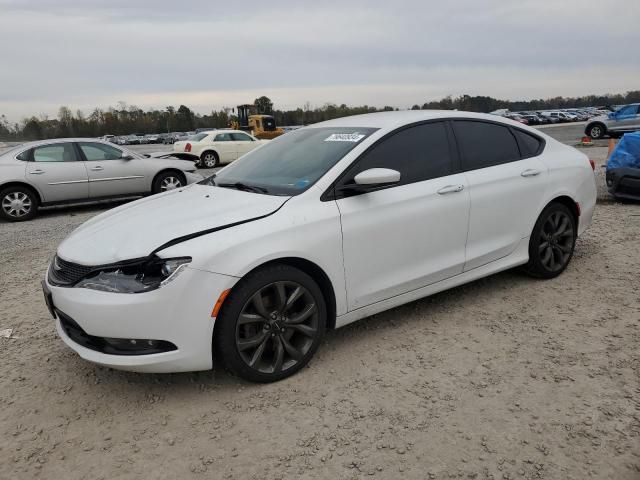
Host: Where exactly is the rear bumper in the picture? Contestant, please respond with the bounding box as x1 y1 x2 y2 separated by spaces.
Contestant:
606 167 640 200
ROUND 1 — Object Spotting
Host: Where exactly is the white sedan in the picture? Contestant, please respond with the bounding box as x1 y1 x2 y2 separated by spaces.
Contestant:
44 111 597 382
172 130 268 168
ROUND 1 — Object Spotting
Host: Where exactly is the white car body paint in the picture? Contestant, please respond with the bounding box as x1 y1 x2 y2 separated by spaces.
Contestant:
46 110 597 373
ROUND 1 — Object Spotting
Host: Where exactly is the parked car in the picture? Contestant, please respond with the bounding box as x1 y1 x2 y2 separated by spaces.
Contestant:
585 103 640 139
172 130 268 168
504 113 528 125
43 111 596 382
540 111 571 123
195 128 216 133
605 131 640 200
0 139 202 221
144 134 160 144
100 135 116 143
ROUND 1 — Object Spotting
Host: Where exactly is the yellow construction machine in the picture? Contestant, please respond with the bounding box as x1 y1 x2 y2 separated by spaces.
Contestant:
231 104 284 140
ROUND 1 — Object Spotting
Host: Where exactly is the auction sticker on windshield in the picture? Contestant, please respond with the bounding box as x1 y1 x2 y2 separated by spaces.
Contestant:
324 132 366 142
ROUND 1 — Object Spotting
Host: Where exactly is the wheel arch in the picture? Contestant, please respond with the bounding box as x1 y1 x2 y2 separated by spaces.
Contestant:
223 257 338 331
0 181 43 203
199 149 219 160
538 195 580 231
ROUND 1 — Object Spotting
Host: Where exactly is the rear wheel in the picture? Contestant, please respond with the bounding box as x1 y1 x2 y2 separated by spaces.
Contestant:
524 203 577 279
587 123 606 139
200 151 219 169
214 265 327 383
0 186 38 222
152 171 185 194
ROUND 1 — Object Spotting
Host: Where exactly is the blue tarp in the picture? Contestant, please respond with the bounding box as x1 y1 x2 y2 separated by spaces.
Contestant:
607 132 640 170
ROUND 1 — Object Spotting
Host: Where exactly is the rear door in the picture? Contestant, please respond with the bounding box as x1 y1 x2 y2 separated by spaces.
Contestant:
335 121 470 310
25 142 88 202
452 120 548 271
231 132 258 158
77 142 147 197
212 133 237 163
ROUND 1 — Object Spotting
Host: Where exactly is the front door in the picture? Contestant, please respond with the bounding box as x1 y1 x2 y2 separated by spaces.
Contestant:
335 121 470 311
77 142 147 197
25 142 89 202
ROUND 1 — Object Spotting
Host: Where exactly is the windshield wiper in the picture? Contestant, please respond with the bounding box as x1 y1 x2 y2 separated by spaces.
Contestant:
217 182 268 194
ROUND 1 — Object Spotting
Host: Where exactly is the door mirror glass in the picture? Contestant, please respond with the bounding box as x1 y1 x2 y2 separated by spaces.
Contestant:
121 154 134 160
354 168 401 186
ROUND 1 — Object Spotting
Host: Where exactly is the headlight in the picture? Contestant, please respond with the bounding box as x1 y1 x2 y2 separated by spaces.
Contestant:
75 257 191 293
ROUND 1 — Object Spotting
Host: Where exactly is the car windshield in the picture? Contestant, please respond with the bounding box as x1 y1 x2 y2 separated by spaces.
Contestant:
203 127 378 196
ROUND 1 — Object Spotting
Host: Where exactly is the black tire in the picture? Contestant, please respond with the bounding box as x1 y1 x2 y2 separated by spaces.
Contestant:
214 264 327 383
152 171 185 194
0 185 38 222
587 123 606 139
524 202 577 279
199 151 219 169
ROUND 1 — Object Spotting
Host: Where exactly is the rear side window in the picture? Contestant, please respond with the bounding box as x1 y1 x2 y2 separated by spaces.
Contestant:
513 129 542 157
32 143 78 162
454 121 520 170
345 122 452 187
215 133 233 142
231 132 253 142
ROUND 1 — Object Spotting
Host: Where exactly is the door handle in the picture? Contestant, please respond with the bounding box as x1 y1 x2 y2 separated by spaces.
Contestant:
90 166 104 171
437 184 464 195
521 169 541 177
29 169 45 174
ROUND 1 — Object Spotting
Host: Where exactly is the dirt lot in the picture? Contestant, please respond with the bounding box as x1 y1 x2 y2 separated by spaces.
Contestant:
1 142 639 479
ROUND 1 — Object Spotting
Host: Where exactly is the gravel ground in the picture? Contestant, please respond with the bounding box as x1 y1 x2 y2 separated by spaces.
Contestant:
1 129 639 479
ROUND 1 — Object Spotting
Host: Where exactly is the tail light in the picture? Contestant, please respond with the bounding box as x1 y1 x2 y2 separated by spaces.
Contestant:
589 159 596 170
185 143 192 152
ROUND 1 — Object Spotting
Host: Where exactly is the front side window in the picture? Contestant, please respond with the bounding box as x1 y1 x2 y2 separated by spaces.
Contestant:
454 121 520 170
231 132 253 142
208 127 377 196
341 121 453 187
33 143 78 162
615 104 639 118
78 142 123 161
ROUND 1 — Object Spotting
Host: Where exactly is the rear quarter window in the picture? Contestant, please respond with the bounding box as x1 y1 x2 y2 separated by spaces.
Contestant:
513 129 543 157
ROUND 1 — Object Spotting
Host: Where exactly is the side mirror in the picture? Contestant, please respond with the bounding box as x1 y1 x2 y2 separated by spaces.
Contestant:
354 168 401 185
121 154 134 160
337 168 401 195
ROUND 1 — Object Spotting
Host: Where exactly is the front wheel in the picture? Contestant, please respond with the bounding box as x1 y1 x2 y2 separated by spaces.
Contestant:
152 171 185 194
524 203 577 279
214 265 327 383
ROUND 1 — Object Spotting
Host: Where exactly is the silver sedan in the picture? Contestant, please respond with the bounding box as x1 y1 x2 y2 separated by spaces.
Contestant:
0 138 202 221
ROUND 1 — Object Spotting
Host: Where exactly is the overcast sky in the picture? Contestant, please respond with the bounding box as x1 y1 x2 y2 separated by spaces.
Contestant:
0 0 638 122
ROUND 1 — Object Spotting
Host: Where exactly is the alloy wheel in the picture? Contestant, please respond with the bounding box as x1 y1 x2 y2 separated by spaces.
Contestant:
203 153 217 168
538 210 574 272
235 281 319 374
160 176 182 191
1 191 32 218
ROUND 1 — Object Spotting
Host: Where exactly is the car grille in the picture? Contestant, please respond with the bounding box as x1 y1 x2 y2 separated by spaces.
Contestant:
48 255 94 286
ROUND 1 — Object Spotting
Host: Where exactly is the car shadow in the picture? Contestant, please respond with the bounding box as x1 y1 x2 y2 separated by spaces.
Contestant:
54 267 534 398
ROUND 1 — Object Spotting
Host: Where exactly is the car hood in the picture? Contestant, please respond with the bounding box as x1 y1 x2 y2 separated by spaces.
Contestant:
57 184 289 265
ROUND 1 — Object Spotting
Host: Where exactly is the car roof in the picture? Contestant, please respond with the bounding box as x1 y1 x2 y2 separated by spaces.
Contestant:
311 110 533 130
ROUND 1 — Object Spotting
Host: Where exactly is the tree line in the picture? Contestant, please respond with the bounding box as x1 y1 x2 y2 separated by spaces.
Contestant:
2 91 639 141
